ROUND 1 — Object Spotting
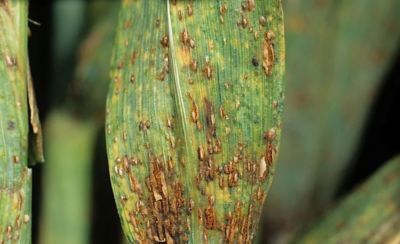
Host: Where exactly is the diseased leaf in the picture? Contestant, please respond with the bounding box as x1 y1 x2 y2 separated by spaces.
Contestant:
106 0 284 243
0 0 32 243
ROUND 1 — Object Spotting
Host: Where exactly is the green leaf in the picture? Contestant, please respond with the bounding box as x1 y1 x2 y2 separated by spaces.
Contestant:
106 0 284 243
264 0 400 237
39 111 97 244
0 0 32 243
299 155 400 243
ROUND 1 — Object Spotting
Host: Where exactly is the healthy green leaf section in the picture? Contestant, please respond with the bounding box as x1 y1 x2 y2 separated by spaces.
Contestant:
106 0 284 243
0 0 32 243
299 155 400 243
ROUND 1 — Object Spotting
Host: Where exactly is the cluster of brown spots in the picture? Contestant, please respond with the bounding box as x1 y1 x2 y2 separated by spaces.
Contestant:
224 202 254 244
262 30 275 76
237 14 249 28
121 154 191 242
241 0 256 11
160 35 169 48
180 29 195 49
207 138 222 155
218 157 240 188
139 120 151 132
204 198 217 230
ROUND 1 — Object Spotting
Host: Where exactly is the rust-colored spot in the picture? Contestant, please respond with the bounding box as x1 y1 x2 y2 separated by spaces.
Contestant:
262 30 275 76
190 59 198 72
130 51 138 65
191 101 199 123
259 16 267 26
196 121 203 130
265 143 277 166
219 105 227 119
264 128 276 141
124 19 132 29
187 4 193 16
12 155 20 164
198 145 205 161
117 60 124 69
139 120 151 132
219 4 227 15
204 99 216 137
130 74 136 83
242 0 256 11
160 35 169 48
180 29 195 49
158 56 170 81
203 62 213 80
256 187 264 201
4 54 16 67
129 174 143 194
237 15 249 28
178 9 183 21
167 117 174 129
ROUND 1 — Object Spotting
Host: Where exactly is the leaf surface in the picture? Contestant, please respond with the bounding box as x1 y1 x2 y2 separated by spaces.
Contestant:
106 1 284 243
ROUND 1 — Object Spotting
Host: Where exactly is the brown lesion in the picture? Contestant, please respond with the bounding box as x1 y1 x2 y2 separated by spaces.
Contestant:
202 61 213 80
241 0 256 12
204 98 216 138
262 30 276 76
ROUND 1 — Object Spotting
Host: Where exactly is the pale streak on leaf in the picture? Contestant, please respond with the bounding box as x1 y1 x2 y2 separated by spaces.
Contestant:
27 63 44 164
